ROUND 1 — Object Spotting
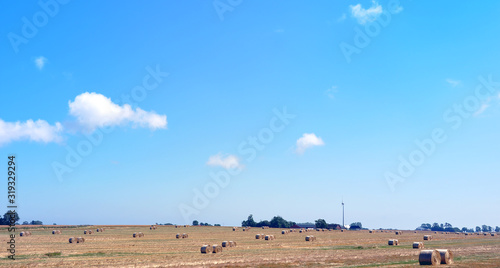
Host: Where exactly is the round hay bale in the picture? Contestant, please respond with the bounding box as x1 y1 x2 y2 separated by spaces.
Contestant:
183 233 188 238
139 232 144 237
52 230 56 234
76 237 85 243
282 230 286 234
84 230 87 234
395 231 400 235
20 232 25 237
413 242 424 249
176 233 181 239
437 249 453 264
306 236 316 241
212 244 222 253
388 239 398 246
419 249 441 265
255 234 261 239
133 233 137 238
69 237 75 243
200 245 212 254
229 241 236 247
423 235 432 240
369 230 373 233
265 235 270 240
222 241 228 247
299 230 303 233
491 233 495 237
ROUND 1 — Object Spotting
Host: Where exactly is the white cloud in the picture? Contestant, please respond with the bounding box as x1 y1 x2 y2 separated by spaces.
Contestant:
474 103 490 116
350 1 382 25
446 78 461 87
325 86 338 99
68 92 167 132
35 56 47 70
206 153 241 169
0 119 63 146
296 133 325 154
391 4 403 14
337 13 347 22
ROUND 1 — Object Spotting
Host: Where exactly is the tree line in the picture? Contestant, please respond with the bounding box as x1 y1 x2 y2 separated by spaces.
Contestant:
419 223 500 233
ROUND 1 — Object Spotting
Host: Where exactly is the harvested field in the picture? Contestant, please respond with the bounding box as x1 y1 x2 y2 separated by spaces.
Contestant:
1 226 500 267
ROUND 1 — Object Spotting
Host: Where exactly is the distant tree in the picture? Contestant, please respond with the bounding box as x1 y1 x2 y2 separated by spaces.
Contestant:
452 227 461 233
31 220 43 225
214 224 221 226
256 220 270 228
420 223 431 229
271 216 292 228
242 214 257 227
315 219 328 229
200 222 204 226
328 223 341 230
476 226 481 232
192 220 199 226
482 225 492 232
349 222 362 230
496 226 500 233
53 223 57 225
431 223 443 231
461 227 468 232
22 221 29 225
0 211 20 225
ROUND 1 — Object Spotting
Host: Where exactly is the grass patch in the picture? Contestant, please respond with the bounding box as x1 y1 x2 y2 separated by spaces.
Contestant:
45 252 62 257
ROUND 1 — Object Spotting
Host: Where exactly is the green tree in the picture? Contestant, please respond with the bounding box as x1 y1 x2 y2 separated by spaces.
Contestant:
482 225 491 232
476 226 481 232
270 216 291 228
0 211 20 225
192 220 199 226
31 220 43 225
420 223 431 229
242 214 256 227
315 219 328 229
349 222 362 230
495 226 500 232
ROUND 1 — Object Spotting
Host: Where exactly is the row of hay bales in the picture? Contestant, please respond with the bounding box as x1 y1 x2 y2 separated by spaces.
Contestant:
52 230 62 234
305 236 316 241
255 234 276 240
200 244 222 253
242 227 251 231
262 226 270 229
96 228 104 232
68 237 85 243
150 225 157 230
176 233 188 239
419 249 453 265
175 225 189 228
133 232 144 238
20 231 32 237
84 230 93 234
201 240 237 254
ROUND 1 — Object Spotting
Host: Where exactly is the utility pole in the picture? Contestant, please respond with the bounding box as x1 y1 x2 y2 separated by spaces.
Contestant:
342 198 345 229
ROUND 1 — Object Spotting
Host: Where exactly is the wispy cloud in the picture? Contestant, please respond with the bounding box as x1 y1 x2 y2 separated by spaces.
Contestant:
337 13 347 22
35 56 47 70
391 4 403 14
350 1 382 25
68 92 167 132
295 133 325 154
325 86 338 99
446 78 461 87
0 119 63 146
206 153 241 169
474 103 490 116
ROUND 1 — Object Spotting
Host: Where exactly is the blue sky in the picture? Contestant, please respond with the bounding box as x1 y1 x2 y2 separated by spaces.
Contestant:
1 0 500 230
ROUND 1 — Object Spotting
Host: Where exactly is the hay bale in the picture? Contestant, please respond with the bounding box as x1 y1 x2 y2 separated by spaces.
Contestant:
437 249 453 264
369 230 373 233
222 241 228 247
413 242 424 249
305 236 311 241
255 234 261 239
265 235 270 240
282 230 286 234
423 235 432 240
182 233 188 238
212 244 222 253
133 233 137 238
305 236 316 241
20 232 25 237
491 233 496 237
76 237 85 243
69 237 75 243
52 230 61 234
84 230 87 234
229 241 236 247
388 239 398 246
299 230 303 233
176 233 181 239
419 249 441 265
200 245 212 254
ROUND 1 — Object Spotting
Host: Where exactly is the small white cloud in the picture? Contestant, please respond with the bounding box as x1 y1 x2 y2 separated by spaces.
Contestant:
474 103 490 116
350 1 382 25
337 13 347 22
391 4 403 14
446 78 461 87
325 86 338 99
0 119 63 146
295 133 325 154
35 56 47 70
206 153 241 169
68 92 167 132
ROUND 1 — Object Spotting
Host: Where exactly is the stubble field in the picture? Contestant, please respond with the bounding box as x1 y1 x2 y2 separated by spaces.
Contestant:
1 225 499 267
